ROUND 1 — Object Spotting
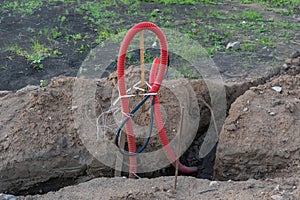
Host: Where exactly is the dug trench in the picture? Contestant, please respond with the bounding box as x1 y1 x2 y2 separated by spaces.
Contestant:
0 52 299 197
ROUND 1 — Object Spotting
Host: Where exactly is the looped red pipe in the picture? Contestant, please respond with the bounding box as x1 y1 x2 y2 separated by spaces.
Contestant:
117 22 198 176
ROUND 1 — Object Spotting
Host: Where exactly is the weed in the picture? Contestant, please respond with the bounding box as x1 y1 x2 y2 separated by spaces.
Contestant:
164 21 171 27
40 79 48 87
127 1 141 15
94 64 102 71
238 0 298 15
71 33 82 40
1 0 43 14
95 30 114 44
255 37 275 48
78 44 85 53
79 66 87 74
28 40 52 69
5 45 26 57
5 41 54 69
196 11 204 18
142 0 198 5
238 10 262 21
241 41 256 52
207 9 226 19
50 28 63 39
58 15 67 23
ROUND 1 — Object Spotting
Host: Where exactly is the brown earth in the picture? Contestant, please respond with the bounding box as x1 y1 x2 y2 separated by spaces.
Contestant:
5 174 300 200
0 55 299 198
215 74 300 181
0 68 214 195
0 0 300 199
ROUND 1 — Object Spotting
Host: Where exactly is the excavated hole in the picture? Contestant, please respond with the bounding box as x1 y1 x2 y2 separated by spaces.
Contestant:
2 49 287 197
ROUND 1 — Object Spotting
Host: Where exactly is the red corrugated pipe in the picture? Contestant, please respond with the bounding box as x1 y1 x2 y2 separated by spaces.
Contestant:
117 22 198 176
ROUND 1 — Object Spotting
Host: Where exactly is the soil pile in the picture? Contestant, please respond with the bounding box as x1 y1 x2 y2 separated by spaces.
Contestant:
0 77 112 195
14 175 300 200
215 74 300 180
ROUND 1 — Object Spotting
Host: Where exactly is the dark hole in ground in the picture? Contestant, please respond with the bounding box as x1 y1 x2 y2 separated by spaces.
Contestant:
10 139 216 196
14 177 83 196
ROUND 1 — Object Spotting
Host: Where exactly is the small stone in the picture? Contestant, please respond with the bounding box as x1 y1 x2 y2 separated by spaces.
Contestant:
227 124 237 131
258 182 264 188
174 20 186 26
0 194 16 200
209 181 220 187
273 184 280 191
291 50 300 59
160 186 167 192
16 85 39 93
153 8 161 13
226 41 241 50
73 155 80 159
0 90 12 98
269 112 276 116
285 58 292 65
243 107 248 112
292 57 300 66
285 103 295 113
152 186 160 192
271 194 283 200
271 86 282 93
167 189 175 193
282 63 289 69
152 41 157 47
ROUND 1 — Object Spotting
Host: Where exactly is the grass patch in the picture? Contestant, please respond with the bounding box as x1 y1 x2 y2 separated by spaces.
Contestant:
237 0 298 15
238 10 263 21
5 41 59 69
238 0 298 7
1 0 43 14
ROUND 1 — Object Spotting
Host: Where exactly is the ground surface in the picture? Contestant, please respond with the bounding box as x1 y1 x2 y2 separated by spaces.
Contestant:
2 174 300 200
0 0 300 199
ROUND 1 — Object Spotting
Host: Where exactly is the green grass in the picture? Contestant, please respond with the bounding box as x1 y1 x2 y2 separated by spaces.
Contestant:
1 0 43 14
237 0 298 15
5 40 59 69
238 0 298 7
0 0 77 14
238 10 263 20
141 0 198 5
1 0 298 70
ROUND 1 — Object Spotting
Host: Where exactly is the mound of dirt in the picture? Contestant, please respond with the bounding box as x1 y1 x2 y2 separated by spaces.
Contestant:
0 76 112 195
215 74 300 181
16 175 300 200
